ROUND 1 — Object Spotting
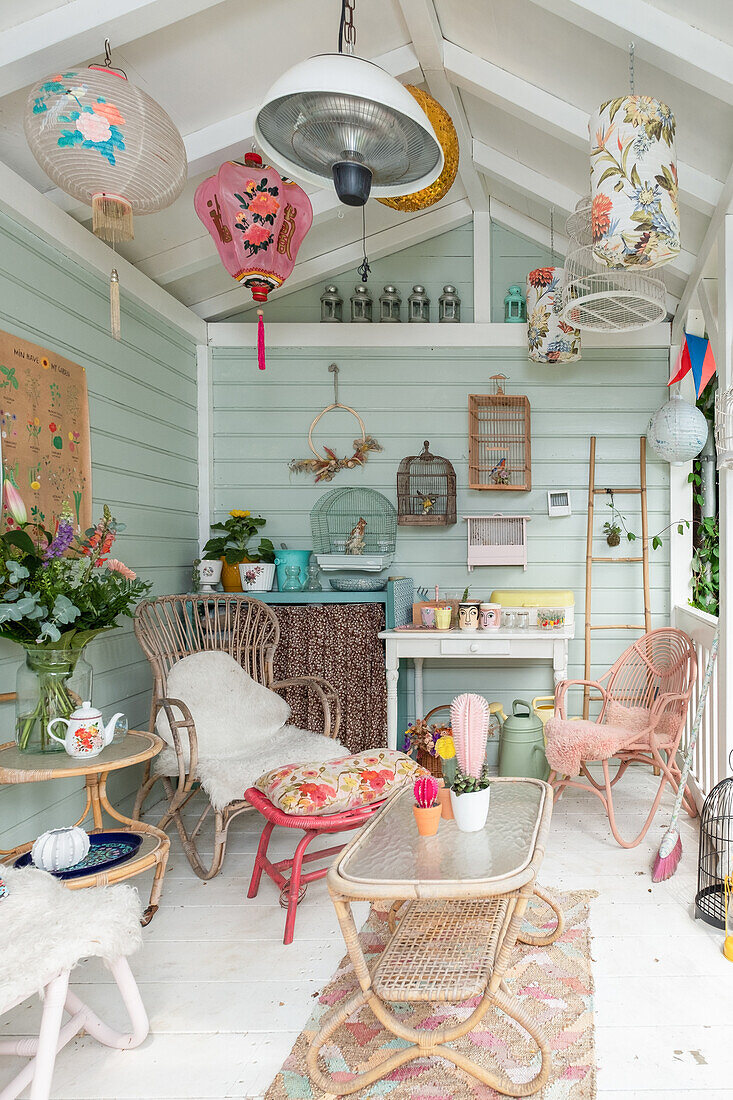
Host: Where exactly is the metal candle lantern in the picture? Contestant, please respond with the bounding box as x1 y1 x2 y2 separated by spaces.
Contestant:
320 285 343 323
408 285 430 323
350 284 373 323
504 285 526 322
438 284 461 323
379 285 401 323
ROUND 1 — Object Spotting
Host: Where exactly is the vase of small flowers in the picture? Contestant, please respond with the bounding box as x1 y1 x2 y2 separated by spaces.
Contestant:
448 693 492 832
0 505 150 753
201 510 275 592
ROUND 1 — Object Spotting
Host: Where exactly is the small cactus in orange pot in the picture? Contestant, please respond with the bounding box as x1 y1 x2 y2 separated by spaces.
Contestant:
412 775 441 836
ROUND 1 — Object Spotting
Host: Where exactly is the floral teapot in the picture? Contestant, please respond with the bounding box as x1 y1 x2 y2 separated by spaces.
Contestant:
47 702 125 759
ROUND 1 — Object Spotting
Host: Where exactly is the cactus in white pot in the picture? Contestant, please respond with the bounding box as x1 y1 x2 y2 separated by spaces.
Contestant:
449 693 492 832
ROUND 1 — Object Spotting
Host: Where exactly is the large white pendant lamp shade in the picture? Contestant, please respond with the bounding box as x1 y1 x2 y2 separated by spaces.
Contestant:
255 53 443 206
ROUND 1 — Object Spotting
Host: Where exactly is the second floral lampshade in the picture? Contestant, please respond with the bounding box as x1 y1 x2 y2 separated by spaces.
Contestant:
590 95 680 270
526 267 581 364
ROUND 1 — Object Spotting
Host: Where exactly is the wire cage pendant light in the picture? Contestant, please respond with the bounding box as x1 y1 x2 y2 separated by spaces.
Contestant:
561 195 667 332
254 1 442 206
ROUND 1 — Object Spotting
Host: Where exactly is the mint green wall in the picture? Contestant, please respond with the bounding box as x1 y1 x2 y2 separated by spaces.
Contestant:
228 223 474 324
491 222 555 323
211 342 671 724
0 211 198 848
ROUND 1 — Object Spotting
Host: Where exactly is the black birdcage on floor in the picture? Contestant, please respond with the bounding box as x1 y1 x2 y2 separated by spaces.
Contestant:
695 754 733 929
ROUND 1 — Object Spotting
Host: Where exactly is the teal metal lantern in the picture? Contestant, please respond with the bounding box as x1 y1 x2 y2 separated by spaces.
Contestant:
504 285 526 323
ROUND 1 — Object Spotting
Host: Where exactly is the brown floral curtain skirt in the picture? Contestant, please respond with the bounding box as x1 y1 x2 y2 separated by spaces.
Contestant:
271 603 387 753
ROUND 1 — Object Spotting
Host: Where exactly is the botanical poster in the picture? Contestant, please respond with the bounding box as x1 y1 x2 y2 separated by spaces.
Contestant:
0 330 91 535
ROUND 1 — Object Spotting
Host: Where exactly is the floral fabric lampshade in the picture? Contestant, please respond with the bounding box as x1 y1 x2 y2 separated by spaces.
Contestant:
590 96 680 269
194 154 313 303
526 267 581 363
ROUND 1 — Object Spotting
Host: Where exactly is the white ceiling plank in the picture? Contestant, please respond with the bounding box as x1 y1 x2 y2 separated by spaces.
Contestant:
475 142 694 282
183 43 421 179
396 0 488 212
0 157 206 342
525 0 733 107
0 0 228 98
473 209 491 323
189 197 473 320
444 41 721 216
139 188 345 285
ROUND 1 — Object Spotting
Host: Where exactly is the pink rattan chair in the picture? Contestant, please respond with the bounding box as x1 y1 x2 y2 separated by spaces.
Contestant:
545 628 697 848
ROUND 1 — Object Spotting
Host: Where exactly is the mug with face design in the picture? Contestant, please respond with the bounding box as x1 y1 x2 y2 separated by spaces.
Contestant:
479 603 501 629
458 602 480 631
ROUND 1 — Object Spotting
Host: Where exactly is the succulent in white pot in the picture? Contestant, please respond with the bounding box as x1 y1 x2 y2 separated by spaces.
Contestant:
447 693 492 833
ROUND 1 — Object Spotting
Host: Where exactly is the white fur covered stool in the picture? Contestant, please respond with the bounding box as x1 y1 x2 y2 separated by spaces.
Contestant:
0 866 148 1100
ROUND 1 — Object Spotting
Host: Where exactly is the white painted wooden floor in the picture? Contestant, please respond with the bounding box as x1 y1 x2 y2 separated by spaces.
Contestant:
2 767 732 1099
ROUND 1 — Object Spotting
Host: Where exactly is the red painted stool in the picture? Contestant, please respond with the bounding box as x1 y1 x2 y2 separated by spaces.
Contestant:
244 787 384 944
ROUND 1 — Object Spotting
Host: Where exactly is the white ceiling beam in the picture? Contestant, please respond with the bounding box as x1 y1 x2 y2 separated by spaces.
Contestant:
525 0 733 107
138 188 346 285
473 140 694 282
696 278 719 356
444 42 721 217
189 197 473 320
0 0 227 98
395 0 488 212
0 157 206 342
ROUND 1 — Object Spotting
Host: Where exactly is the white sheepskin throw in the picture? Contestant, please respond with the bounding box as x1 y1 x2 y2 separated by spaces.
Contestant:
0 866 142 1014
154 650 346 810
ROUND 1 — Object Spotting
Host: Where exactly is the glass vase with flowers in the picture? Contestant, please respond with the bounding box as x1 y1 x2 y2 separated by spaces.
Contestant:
201 509 275 592
0 504 151 753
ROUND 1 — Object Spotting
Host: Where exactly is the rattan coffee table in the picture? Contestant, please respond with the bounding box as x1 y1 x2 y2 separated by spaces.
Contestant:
0 731 169 925
308 777 562 1097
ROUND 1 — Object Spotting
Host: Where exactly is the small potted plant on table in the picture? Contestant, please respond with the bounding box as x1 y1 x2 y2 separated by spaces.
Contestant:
201 510 275 592
448 693 492 832
412 776 441 836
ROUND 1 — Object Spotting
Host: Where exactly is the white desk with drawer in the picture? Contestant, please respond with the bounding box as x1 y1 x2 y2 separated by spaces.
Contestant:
378 626 574 751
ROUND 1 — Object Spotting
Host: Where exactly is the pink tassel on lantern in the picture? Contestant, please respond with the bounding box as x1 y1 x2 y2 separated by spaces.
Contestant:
257 309 266 371
450 693 490 778
413 775 439 808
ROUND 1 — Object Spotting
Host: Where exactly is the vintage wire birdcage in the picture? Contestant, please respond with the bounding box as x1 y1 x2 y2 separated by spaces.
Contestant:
397 440 456 526
695 755 733 929
310 487 397 556
468 376 531 491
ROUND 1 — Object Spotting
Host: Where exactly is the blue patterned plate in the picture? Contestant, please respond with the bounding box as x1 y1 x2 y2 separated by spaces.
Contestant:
16 831 142 880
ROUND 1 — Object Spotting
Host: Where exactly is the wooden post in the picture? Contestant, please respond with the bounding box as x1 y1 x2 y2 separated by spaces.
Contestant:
640 436 651 632
717 214 733 785
584 436 596 719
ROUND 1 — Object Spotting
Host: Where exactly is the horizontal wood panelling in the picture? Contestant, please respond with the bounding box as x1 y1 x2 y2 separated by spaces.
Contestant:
211 333 672 725
0 210 198 848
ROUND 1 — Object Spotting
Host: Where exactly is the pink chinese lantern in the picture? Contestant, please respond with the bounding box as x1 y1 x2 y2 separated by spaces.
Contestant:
194 153 313 369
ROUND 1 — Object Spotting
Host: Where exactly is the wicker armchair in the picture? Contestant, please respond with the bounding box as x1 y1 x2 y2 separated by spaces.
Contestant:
133 595 341 879
546 628 697 848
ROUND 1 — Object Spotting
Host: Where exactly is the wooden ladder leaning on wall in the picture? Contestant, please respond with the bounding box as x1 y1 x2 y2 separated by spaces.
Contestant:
584 435 651 720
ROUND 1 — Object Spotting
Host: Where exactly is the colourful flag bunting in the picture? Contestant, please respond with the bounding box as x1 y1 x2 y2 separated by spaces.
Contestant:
668 332 716 398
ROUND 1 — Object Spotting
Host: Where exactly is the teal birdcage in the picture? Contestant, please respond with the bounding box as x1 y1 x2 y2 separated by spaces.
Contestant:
310 488 397 555
504 284 526 323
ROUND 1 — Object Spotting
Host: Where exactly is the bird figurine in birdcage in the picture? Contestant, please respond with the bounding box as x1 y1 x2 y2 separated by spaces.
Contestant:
397 440 456 526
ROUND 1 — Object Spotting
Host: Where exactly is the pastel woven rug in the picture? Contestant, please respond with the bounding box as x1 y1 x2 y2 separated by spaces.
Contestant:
265 889 596 1100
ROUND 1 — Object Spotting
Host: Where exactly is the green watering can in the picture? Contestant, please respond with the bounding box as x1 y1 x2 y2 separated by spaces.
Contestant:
498 699 550 781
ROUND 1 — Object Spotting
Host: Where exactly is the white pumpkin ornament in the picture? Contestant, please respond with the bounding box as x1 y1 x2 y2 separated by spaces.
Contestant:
31 826 90 872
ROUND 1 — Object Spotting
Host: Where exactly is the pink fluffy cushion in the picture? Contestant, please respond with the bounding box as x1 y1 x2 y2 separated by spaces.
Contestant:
545 718 639 777
604 700 656 734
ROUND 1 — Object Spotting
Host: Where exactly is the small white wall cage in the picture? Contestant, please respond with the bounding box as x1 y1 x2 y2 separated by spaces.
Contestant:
463 514 531 571
547 489 571 517
715 385 733 469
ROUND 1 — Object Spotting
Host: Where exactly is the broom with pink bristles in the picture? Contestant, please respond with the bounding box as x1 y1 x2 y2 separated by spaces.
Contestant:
652 628 719 882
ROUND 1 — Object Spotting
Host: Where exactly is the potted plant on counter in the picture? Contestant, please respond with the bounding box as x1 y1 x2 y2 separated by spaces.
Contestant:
412 776 441 836
448 693 492 832
201 510 275 592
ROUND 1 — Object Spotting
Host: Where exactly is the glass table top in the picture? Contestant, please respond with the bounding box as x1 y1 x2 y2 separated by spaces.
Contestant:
337 779 546 887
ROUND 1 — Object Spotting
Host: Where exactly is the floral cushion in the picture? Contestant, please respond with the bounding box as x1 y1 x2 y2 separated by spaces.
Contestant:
254 749 426 816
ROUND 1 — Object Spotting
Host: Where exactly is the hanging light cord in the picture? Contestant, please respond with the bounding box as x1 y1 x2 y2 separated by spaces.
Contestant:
550 207 556 267
357 205 371 282
338 0 356 55
629 41 635 95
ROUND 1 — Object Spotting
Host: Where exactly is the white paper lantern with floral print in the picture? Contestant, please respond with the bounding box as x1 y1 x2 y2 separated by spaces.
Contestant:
526 266 581 363
590 95 680 270
647 394 708 465
24 65 186 242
